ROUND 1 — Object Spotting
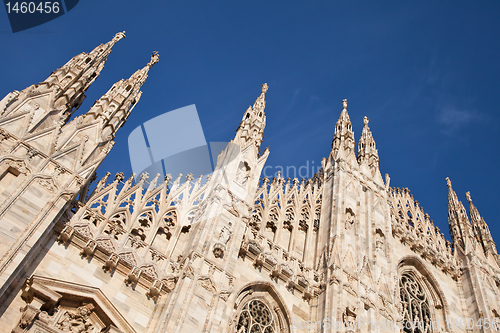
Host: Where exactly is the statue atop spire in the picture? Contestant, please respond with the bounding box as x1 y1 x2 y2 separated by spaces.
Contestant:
113 31 126 43
343 99 347 110
148 51 159 68
262 83 269 94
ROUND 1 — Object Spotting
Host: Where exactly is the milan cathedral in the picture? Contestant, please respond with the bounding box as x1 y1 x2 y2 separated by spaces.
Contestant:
0 33 498 333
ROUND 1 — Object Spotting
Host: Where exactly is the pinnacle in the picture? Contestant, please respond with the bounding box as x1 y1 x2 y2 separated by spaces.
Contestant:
446 177 452 189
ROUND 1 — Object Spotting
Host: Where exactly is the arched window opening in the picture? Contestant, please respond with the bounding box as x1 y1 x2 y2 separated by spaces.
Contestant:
237 299 277 333
399 273 433 333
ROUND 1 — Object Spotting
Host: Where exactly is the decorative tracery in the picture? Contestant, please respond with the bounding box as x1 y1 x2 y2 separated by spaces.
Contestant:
236 299 277 333
399 273 433 333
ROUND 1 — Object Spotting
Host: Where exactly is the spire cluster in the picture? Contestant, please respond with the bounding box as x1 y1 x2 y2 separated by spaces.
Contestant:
446 177 497 257
330 99 380 177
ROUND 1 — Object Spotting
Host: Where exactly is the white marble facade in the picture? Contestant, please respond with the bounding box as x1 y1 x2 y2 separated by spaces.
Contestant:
0 33 499 333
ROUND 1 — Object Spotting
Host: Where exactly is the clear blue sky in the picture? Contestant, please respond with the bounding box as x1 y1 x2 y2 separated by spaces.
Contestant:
1 1 499 244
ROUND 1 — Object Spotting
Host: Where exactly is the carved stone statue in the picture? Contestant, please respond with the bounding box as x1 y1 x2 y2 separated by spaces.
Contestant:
148 51 160 68
113 31 126 43
343 306 357 331
236 161 250 185
56 304 95 333
237 317 248 333
375 233 384 252
219 223 233 245
345 210 355 230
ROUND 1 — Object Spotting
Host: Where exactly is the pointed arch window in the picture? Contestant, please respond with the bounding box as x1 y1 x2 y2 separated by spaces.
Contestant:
399 272 433 333
237 299 277 333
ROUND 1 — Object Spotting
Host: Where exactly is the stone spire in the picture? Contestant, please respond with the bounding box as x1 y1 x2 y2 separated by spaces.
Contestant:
41 31 127 115
357 116 379 173
466 192 498 256
84 51 159 139
234 83 268 150
446 177 474 252
0 32 127 139
331 99 355 159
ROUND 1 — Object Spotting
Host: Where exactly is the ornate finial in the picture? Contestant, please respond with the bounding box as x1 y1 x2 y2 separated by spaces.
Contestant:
342 99 347 110
262 83 269 94
114 172 124 183
164 173 172 183
364 116 369 126
113 31 126 42
148 51 159 68
446 177 452 188
140 171 149 183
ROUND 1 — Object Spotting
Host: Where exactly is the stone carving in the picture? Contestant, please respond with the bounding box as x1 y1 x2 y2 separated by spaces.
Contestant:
125 267 141 285
8 160 29 175
80 240 97 257
113 31 126 43
13 305 39 333
147 279 162 298
114 172 124 183
345 208 355 230
342 306 357 332
73 226 92 239
38 178 57 193
219 223 233 245
97 239 115 254
236 161 250 185
375 232 384 252
139 171 149 183
162 276 177 292
103 253 119 272
198 276 217 294
57 226 74 244
56 303 95 333
0 128 10 142
219 289 232 302
26 147 38 159
148 51 160 68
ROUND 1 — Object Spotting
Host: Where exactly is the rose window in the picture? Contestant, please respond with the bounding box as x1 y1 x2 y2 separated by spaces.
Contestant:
236 300 276 333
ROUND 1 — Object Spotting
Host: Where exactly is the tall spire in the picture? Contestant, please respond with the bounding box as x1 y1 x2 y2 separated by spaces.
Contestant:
84 51 159 139
234 83 268 150
466 192 498 256
357 116 379 173
446 177 474 252
331 99 355 159
0 32 126 138
41 31 127 114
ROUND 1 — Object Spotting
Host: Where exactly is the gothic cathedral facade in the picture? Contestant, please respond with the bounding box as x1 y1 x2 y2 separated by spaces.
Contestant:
0 33 499 333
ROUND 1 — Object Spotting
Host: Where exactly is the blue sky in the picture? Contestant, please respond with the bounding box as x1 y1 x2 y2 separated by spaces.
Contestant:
1 1 499 244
